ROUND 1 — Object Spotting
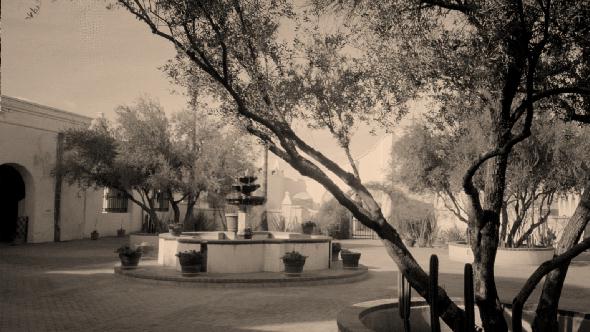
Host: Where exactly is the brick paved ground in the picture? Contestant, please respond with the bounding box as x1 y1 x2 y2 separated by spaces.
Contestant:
1 238 589 331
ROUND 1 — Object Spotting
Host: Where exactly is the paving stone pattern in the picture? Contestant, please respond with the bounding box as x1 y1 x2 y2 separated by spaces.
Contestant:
1 238 589 331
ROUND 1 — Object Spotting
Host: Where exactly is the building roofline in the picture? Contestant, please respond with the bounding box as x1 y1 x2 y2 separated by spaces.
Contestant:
1 95 93 124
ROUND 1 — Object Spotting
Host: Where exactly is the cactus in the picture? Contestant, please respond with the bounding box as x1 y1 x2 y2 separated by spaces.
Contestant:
464 263 475 332
512 299 524 332
398 272 412 332
429 255 441 332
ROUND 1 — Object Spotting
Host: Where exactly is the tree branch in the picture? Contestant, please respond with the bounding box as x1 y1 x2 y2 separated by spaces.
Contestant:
512 236 590 332
438 189 468 223
194 1 229 82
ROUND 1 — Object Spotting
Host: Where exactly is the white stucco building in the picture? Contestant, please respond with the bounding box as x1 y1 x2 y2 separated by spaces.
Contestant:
0 96 143 243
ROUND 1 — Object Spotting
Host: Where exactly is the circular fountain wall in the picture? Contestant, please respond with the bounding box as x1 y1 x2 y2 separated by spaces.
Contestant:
158 231 331 273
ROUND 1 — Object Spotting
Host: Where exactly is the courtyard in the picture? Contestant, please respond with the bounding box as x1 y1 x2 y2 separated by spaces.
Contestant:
1 238 589 332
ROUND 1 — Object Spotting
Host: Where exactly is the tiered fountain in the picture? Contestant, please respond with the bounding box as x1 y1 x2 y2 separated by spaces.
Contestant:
225 175 265 238
155 173 332 274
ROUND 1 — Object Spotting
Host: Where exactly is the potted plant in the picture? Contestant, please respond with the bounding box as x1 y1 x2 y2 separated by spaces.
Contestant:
243 227 253 239
115 245 142 269
301 221 316 235
281 250 307 276
332 242 342 261
90 230 99 240
340 249 361 269
327 223 342 239
117 226 126 238
176 250 203 276
168 223 182 236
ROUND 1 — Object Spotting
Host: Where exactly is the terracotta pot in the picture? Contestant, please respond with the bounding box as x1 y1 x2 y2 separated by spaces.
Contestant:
341 251 361 269
283 258 306 276
177 252 203 276
169 225 182 236
119 252 142 269
243 228 253 239
302 224 315 235
180 264 201 276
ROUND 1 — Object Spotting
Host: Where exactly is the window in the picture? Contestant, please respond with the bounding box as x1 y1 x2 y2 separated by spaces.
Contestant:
103 188 129 213
154 190 170 212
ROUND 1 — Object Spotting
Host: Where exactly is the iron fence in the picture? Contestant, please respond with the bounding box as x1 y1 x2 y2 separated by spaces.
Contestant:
352 218 378 239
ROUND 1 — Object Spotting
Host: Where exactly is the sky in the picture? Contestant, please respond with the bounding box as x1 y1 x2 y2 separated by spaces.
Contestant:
2 0 399 203
2 1 186 116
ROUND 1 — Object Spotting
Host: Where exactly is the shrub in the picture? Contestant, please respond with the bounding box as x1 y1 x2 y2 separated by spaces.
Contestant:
440 225 467 243
281 251 307 262
316 198 351 239
302 220 316 228
115 245 142 256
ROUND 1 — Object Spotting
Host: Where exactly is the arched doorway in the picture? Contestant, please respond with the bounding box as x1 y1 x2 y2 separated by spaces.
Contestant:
0 164 26 242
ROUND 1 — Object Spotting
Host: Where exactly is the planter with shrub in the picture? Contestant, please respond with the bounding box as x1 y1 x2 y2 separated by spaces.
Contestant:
176 250 203 276
90 230 99 240
301 221 316 235
168 223 182 236
340 249 361 269
243 227 253 239
116 245 142 269
281 251 307 276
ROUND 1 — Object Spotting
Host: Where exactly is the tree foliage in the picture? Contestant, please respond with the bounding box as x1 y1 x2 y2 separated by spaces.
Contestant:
392 114 590 247
61 96 255 231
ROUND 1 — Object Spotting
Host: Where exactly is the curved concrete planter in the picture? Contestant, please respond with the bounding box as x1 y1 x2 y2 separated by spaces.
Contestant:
337 299 590 332
448 241 555 266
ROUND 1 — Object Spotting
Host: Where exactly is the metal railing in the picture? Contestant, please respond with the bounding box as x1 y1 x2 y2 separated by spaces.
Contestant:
352 219 378 239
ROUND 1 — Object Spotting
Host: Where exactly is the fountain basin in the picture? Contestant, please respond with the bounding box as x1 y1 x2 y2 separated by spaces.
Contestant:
158 232 331 273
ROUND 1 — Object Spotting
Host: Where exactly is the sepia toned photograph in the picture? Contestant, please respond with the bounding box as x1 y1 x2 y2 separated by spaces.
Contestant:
1 1 589 331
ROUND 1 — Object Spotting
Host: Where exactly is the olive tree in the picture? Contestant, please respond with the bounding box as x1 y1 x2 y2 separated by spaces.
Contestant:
61 97 254 230
392 115 588 248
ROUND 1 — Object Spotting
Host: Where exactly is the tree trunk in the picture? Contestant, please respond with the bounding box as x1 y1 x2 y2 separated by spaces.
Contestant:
499 201 509 247
145 194 162 232
506 199 527 248
170 199 181 224
472 154 509 332
533 185 590 332
183 192 199 228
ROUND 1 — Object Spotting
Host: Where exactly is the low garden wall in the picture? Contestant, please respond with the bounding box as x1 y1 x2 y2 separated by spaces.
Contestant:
448 241 554 265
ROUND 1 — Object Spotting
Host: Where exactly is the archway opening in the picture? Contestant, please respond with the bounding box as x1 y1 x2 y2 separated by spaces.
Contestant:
0 164 26 242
